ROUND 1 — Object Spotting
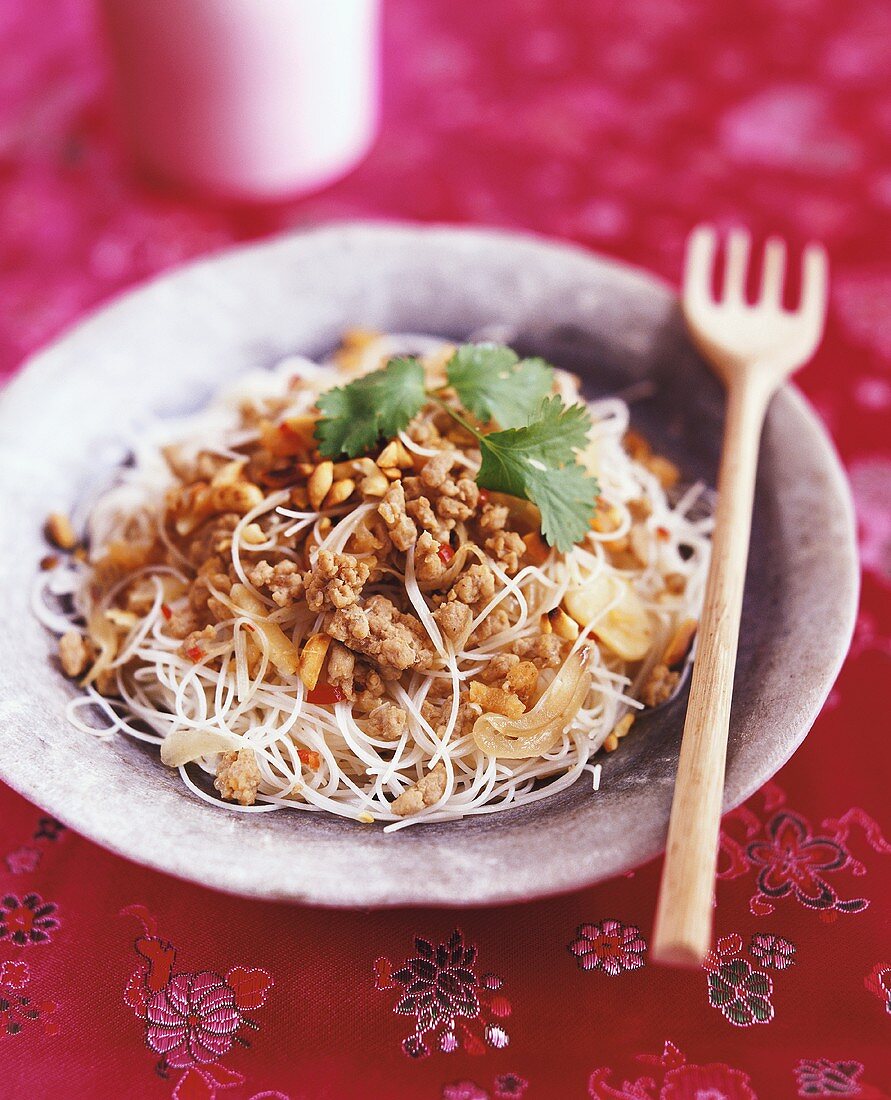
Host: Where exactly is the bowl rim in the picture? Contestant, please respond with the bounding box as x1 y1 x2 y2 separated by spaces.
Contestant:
0 220 859 907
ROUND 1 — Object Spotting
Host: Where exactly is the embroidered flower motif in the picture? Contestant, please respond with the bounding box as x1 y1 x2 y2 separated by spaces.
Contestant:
378 930 511 1059
145 971 243 1068
442 1084 488 1100
707 959 773 1026
661 1061 758 1100
493 1073 528 1098
122 906 276 1096
394 932 480 1036
0 959 55 1038
864 962 891 1015
749 933 795 970
33 817 65 842
0 893 60 946
589 1043 756 1099
4 846 41 875
718 792 890 918
441 1075 528 1100
567 919 647 975
794 1058 864 1096
746 812 866 913
0 962 29 990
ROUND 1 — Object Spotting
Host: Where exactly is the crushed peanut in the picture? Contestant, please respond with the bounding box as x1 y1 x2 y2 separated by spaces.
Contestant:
45 512 77 550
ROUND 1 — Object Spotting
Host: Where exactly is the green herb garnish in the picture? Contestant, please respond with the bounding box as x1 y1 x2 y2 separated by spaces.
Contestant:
314 343 598 550
477 397 598 552
315 357 426 458
445 344 554 429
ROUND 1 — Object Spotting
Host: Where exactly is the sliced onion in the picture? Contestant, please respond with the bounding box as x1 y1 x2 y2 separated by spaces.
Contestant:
230 583 300 677
472 649 592 759
160 727 243 767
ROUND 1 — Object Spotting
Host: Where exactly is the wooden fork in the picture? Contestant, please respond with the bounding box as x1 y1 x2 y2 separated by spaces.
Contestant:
652 226 829 966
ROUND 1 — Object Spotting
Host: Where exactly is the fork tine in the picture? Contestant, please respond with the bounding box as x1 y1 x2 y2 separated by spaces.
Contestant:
723 228 751 303
759 237 786 306
798 242 829 328
683 224 717 310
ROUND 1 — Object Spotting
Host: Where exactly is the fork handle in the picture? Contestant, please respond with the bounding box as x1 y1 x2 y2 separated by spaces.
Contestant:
652 376 771 966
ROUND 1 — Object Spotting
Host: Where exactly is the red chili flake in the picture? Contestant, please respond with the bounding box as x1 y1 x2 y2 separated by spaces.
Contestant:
298 748 322 770
437 542 455 564
161 604 173 621
306 682 344 705
186 644 204 662
478 489 490 506
656 526 670 541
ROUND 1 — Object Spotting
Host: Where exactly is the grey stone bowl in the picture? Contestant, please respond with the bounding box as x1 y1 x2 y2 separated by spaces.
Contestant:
0 223 858 906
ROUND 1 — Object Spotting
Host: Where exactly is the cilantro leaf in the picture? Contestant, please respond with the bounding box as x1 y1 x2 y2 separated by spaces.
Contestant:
315 357 426 458
477 396 598 552
446 344 554 429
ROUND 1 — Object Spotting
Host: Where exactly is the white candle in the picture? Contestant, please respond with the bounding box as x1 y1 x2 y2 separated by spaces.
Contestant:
100 0 381 200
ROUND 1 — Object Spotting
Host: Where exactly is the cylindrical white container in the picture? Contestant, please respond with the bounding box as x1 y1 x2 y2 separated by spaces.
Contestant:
99 0 381 200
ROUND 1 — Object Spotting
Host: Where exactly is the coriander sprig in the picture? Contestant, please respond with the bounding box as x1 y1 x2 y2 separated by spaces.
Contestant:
314 343 599 551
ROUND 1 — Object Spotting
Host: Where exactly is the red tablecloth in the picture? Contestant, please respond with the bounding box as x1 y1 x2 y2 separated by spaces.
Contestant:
2 2 890 1097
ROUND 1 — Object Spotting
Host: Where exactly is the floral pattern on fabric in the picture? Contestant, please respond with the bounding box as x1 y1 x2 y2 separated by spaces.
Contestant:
375 930 511 1059
864 962 891 1016
794 1059 872 1096
442 1074 528 1100
718 786 891 916
701 933 795 1027
568 919 647 975
748 933 795 970
122 905 279 1100
0 960 57 1038
0 893 59 946
588 1041 757 1099
4 817 65 875
706 958 773 1027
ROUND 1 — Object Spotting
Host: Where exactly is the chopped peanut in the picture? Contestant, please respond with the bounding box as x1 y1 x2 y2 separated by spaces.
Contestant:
663 618 698 667
522 531 550 565
611 713 635 740
590 500 622 534
324 478 356 508
646 454 680 490
549 607 580 641
240 523 266 545
299 633 332 691
59 631 89 678
45 512 77 550
359 471 390 498
377 439 413 470
308 461 334 511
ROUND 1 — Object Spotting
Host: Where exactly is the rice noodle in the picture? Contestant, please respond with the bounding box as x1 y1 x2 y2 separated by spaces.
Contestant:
34 332 711 826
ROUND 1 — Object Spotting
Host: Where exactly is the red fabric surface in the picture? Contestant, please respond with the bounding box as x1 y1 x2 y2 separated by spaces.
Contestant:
2 1 890 1097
